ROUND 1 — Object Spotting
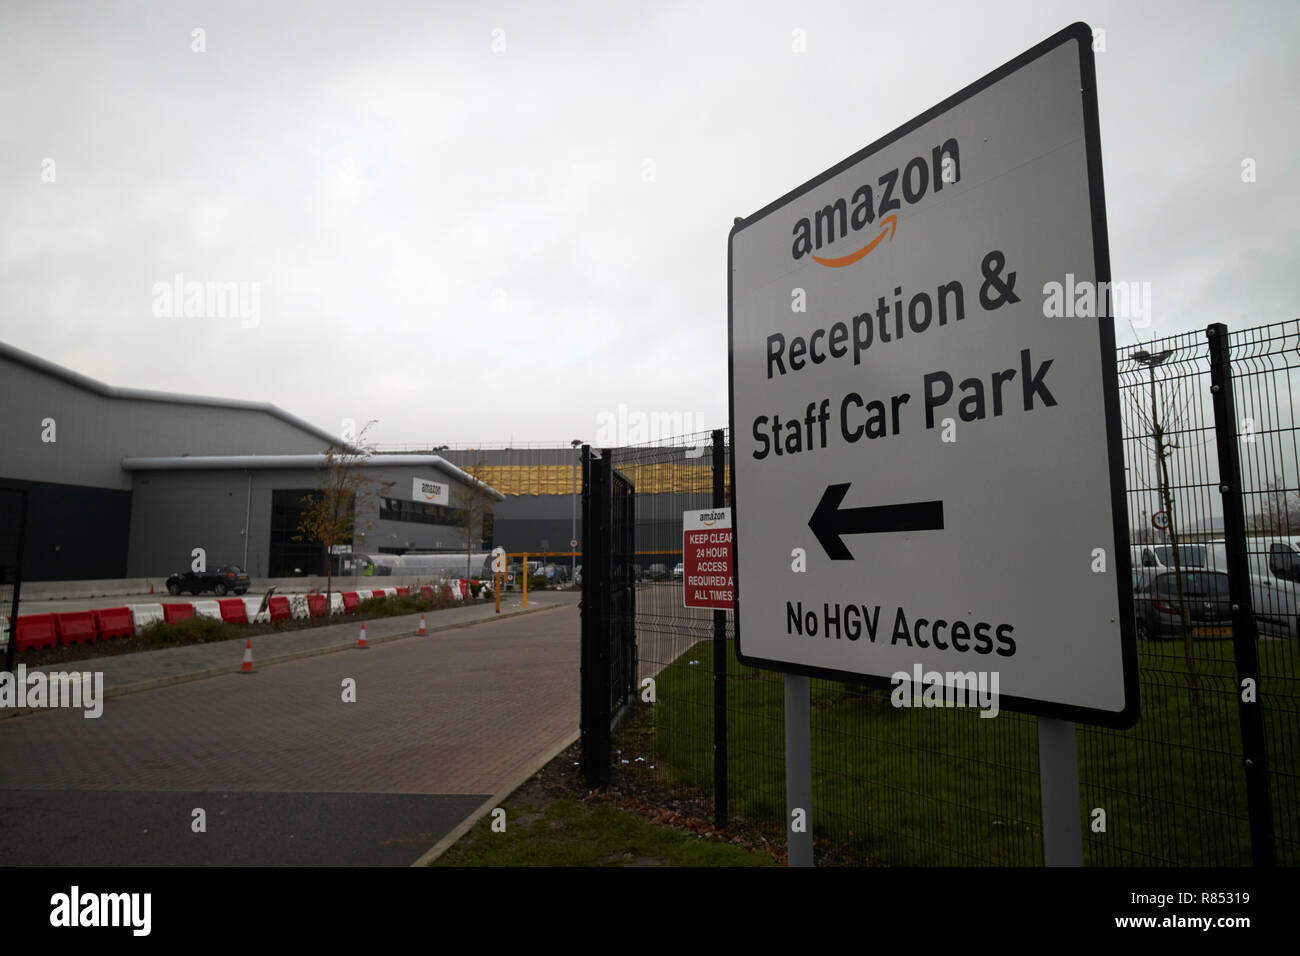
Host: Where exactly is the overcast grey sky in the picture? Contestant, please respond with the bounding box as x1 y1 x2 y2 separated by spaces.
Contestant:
1 0 1296 447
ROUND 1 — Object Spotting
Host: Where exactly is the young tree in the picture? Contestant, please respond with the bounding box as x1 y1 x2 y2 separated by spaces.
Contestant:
1131 523 1158 545
294 422 384 608
1124 351 1201 702
450 459 498 584
1250 477 1300 535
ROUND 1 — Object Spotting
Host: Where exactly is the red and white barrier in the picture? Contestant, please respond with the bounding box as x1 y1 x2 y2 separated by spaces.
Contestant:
7 585 458 655
131 604 164 630
193 600 222 621
242 596 269 624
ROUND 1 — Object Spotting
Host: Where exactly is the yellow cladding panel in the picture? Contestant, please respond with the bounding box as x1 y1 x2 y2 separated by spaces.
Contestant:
470 464 731 496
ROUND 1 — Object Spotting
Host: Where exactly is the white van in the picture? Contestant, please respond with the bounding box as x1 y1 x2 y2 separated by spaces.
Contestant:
1204 538 1300 639
1204 537 1300 578
1130 543 1209 571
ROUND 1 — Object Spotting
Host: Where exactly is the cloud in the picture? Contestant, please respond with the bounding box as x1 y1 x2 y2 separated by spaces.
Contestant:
0 0 1296 444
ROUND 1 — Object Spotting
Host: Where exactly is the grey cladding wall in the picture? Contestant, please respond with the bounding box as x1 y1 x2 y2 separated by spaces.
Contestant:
126 463 491 578
0 350 333 490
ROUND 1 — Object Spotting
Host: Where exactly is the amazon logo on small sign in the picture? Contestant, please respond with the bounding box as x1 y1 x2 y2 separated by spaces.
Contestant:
790 137 960 268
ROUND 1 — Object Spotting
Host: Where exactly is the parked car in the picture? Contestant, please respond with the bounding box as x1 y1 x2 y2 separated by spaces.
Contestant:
647 563 668 581
166 564 250 596
673 563 684 580
1133 569 1233 641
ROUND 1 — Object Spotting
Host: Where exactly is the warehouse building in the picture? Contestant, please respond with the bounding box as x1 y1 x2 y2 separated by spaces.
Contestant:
0 341 502 581
427 445 723 572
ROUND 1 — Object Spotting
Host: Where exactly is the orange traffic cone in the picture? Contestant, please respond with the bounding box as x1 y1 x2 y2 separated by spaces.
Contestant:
357 622 368 649
418 614 427 635
240 639 254 673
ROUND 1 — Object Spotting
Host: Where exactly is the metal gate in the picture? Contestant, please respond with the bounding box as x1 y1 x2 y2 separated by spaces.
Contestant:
579 446 637 788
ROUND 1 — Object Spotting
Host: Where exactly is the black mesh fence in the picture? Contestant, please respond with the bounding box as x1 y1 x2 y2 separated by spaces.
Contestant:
1085 326 1251 865
1223 321 1300 865
603 433 748 810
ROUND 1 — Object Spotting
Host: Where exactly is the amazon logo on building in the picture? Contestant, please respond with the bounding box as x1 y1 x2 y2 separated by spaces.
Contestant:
412 477 449 506
791 138 960 268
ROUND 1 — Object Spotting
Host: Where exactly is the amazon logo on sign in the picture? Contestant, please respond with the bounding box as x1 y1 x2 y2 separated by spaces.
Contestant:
791 137 960 268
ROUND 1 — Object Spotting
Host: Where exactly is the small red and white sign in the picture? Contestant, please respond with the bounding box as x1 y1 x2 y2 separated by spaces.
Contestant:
683 508 734 609
1152 511 1170 531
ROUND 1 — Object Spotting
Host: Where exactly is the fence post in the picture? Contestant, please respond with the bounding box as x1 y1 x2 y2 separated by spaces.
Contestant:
1205 322 1275 867
594 453 613 784
579 445 611 788
711 429 728 830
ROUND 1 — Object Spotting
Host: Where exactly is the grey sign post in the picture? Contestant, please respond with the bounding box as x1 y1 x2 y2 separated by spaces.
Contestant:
1038 717 1083 865
728 24 1134 868
784 674 814 867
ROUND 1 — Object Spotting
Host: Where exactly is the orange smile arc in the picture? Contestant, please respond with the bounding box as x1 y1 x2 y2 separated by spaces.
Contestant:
811 214 898 268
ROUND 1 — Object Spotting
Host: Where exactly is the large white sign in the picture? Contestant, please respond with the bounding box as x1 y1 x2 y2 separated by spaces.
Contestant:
728 25 1136 727
412 477 449 506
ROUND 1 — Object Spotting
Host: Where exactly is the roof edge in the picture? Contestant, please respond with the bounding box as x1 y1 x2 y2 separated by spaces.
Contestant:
0 339 345 450
120 454 506 501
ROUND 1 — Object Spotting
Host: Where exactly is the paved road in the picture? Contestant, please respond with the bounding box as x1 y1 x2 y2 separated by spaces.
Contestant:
0 790 486 866
5 595 574 703
0 602 579 865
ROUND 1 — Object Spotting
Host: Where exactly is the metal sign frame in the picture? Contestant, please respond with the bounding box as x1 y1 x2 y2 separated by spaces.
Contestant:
727 22 1138 728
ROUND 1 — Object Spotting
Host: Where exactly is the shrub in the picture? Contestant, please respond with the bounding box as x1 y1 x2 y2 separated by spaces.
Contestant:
354 594 452 618
138 616 235 645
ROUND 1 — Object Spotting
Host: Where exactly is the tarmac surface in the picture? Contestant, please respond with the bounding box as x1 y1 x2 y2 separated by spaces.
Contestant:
7 592 576 702
0 594 579 866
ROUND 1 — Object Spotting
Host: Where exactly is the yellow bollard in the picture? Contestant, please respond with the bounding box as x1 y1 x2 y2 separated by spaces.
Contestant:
523 552 528 609
495 570 501 614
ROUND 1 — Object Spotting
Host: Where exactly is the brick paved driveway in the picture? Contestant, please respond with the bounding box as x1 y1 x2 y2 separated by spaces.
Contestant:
0 605 578 865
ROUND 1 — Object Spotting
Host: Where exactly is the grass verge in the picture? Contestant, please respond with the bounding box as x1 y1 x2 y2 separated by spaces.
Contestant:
648 637 1298 866
432 733 781 867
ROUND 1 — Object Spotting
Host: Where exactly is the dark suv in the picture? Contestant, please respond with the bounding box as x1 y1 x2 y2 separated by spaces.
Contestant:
1133 569 1232 641
166 565 250 596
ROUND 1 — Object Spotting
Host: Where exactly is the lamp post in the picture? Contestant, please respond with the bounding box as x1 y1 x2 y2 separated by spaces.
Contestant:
571 439 581 584
1132 349 1174 546
1132 347 1196 693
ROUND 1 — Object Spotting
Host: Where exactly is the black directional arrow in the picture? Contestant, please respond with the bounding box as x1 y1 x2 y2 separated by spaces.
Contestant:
808 483 944 560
